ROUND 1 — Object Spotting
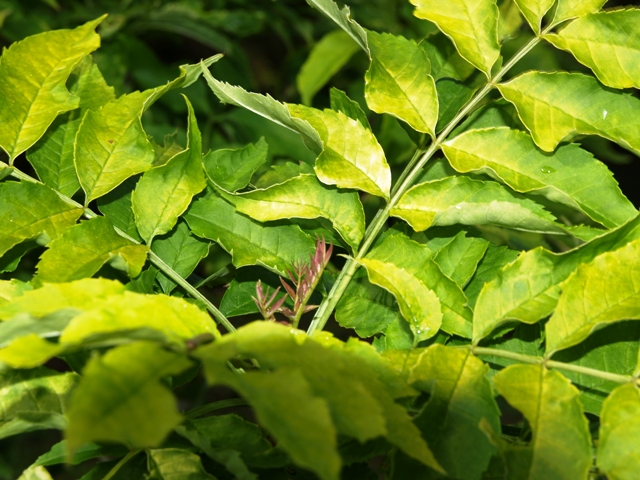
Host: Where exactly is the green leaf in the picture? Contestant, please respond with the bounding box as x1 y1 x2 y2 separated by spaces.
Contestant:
552 0 607 24
303 0 369 53
365 232 473 338
436 79 476 133
364 31 438 136
204 138 268 193
433 231 489 287
0 17 104 162
442 127 637 228
288 105 391 199
96 177 142 242
76 56 220 203
546 239 640 355
65 342 192 453
544 10 640 90
219 174 365 252
598 383 640 480
152 220 210 294
473 215 640 341
0 279 32 307
35 217 149 283
17 467 53 480
409 345 500 480
513 0 554 34
27 56 115 197
297 30 360 106
336 268 403 338
0 278 125 320
200 65 322 152
329 88 370 130
147 448 217 480
497 72 640 155
0 181 83 257
253 161 314 190
219 267 283 318
184 189 316 275
35 440 127 467
420 33 475 82
410 0 500 77
132 97 206 244
391 176 573 236
59 290 219 346
492 365 592 480
0 367 78 440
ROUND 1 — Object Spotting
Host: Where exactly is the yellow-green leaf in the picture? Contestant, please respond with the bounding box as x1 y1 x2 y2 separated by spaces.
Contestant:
598 383 640 480
552 0 607 24
18 467 53 480
148 449 217 480
0 334 63 369
204 138 268 193
514 0 554 34
220 174 365 252
0 17 104 162
498 72 640 154
132 96 206 244
365 31 438 136
545 10 640 90
35 217 149 283
288 105 391 199
410 0 500 77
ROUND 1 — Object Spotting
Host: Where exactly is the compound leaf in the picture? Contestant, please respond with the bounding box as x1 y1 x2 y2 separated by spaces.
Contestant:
0 17 104 162
442 127 636 228
35 217 148 283
410 0 500 77
497 72 640 155
365 31 438 136
204 138 268 193
132 96 206 244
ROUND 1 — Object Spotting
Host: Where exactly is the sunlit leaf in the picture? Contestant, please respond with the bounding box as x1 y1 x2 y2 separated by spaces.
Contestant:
66 342 192 453
147 448 217 480
132 96 206 244
0 279 32 307
513 0 554 34
0 334 63 368
365 31 438 136
35 217 149 283
410 0 500 77
498 72 640 155
17 467 53 480
552 0 607 24
303 0 369 52
0 17 104 162
442 127 636 228
204 138 268 193
329 88 370 129
288 105 391 199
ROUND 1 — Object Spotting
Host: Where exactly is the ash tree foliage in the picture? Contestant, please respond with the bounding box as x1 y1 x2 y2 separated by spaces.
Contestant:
2 0 640 479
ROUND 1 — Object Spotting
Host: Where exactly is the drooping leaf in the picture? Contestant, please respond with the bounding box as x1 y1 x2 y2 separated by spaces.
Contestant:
408 345 500 480
597 383 640 480
473 215 640 341
132 97 206 244
364 31 438 136
442 127 637 228
329 88 370 130
200 65 322 152
546 239 640 355
303 0 369 52
204 138 268 193
0 278 125 320
152 220 210 294
35 217 149 283
552 0 608 24
433 231 489 287
297 30 361 106
420 33 475 82
513 0 555 34
0 181 83 257
219 174 365 252
497 72 640 155
59 290 219 346
96 177 142 242
410 0 501 77
27 56 115 197
492 365 592 480
391 176 574 236
0 17 104 162
184 189 316 275
288 105 391 199
0 367 78 440
544 10 640 90
147 448 217 480
66 342 192 453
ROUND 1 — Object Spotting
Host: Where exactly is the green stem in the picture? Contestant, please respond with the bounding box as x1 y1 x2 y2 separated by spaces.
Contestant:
472 347 635 385
185 398 249 419
102 449 142 480
308 31 547 335
4 165 236 333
